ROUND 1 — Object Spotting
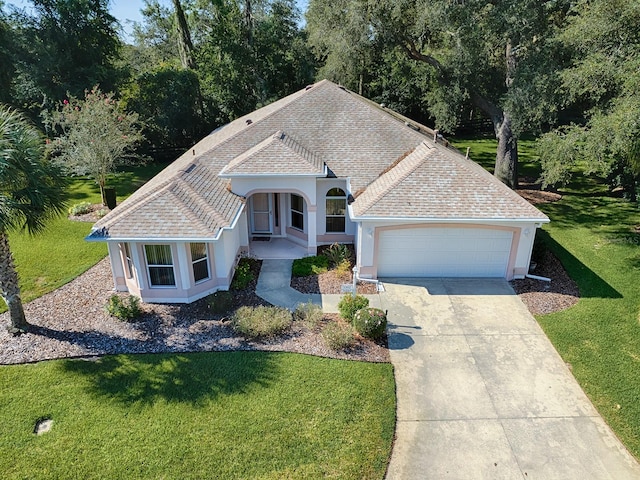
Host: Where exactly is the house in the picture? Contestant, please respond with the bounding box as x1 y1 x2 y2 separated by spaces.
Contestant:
87 80 549 304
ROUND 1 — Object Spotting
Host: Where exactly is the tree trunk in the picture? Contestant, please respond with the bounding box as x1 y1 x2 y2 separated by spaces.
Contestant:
494 113 518 188
173 0 196 70
0 230 29 334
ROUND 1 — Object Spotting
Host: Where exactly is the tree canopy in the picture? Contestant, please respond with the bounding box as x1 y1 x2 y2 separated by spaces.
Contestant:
44 87 143 205
537 0 640 199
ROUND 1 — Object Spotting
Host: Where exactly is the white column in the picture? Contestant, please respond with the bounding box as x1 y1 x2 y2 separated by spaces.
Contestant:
307 204 317 254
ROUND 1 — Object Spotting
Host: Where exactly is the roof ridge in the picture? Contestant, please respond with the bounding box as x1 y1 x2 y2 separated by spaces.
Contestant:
93 178 176 230
206 81 328 156
172 176 231 230
279 131 325 172
437 144 544 213
355 142 434 214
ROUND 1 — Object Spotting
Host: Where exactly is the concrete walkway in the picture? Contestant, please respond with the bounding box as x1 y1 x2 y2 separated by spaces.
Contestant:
255 259 383 313
382 278 640 480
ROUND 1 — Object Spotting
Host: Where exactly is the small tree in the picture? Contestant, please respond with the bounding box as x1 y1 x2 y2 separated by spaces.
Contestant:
0 105 68 334
45 87 143 206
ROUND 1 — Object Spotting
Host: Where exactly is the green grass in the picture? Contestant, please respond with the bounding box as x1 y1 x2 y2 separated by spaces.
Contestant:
2 163 166 314
451 134 541 179
292 255 329 277
0 351 396 479
456 135 640 460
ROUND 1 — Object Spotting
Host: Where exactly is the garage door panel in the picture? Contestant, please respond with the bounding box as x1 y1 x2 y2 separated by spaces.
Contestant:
377 227 513 278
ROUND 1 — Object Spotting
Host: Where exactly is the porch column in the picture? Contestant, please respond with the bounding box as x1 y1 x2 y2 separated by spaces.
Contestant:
307 205 317 255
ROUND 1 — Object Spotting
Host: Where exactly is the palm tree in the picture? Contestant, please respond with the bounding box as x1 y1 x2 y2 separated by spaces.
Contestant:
0 105 67 334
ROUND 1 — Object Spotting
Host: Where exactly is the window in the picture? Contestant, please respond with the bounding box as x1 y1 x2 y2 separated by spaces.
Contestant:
145 244 176 287
122 242 134 279
326 188 346 233
190 243 210 283
291 194 304 230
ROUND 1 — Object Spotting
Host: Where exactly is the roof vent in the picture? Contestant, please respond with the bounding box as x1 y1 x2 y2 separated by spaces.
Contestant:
185 164 197 174
404 121 420 132
305 84 314 90
380 103 386 108
246 119 253 125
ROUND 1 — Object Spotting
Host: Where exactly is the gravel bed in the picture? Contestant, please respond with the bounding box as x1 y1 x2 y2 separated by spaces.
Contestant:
291 270 378 294
0 258 388 365
510 248 580 315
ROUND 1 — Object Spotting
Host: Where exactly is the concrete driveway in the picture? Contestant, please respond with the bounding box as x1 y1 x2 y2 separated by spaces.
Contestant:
381 278 640 480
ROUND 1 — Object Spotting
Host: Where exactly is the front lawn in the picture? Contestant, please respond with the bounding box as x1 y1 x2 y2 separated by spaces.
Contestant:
0 351 396 479
453 135 640 460
2 163 166 314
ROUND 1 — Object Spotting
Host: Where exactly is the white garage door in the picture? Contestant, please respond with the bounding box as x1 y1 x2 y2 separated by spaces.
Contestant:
377 227 513 277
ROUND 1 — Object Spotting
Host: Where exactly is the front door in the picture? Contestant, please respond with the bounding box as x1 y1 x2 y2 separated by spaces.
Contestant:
251 193 273 234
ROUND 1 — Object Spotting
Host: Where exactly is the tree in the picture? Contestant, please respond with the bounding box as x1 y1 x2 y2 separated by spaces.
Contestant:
122 65 207 153
307 0 567 188
0 105 67 334
44 87 143 205
537 0 640 199
8 0 121 115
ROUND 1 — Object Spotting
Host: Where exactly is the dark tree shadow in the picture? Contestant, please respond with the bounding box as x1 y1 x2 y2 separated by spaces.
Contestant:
541 231 622 299
61 350 279 405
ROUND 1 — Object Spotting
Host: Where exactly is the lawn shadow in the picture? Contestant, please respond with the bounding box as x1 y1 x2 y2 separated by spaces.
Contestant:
541 231 622 299
61 350 279 406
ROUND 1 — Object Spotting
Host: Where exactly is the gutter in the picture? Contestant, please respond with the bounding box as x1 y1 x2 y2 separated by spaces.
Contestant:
85 204 246 243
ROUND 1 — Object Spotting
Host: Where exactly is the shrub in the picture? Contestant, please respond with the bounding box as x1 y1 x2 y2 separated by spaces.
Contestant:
294 301 324 328
231 258 255 290
207 290 234 314
325 243 351 267
68 202 93 216
232 305 292 338
106 294 142 321
335 259 352 281
292 255 329 277
322 321 356 350
337 294 369 322
95 208 109 218
353 307 387 340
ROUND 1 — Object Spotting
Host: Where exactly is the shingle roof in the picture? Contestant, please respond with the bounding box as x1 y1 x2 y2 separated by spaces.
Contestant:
219 131 326 176
352 141 547 220
89 79 547 241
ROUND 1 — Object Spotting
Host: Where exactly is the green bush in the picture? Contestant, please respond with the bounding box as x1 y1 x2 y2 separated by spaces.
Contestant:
322 321 356 351
95 208 109 218
294 301 324 328
338 294 369 322
353 307 387 340
231 258 255 290
106 294 142 321
207 290 234 314
231 306 292 338
68 202 93 216
325 243 351 267
292 255 329 277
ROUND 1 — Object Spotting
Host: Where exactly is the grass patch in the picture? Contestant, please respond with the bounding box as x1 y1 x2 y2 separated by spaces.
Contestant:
1 163 165 314
292 255 329 277
0 351 395 479
457 135 640 460
450 134 541 179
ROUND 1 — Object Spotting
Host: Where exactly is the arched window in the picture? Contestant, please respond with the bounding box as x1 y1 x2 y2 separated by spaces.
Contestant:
326 188 346 233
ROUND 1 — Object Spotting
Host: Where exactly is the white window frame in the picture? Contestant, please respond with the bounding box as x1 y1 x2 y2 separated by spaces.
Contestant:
190 243 210 284
290 194 304 231
325 188 347 233
144 244 176 288
122 242 134 279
